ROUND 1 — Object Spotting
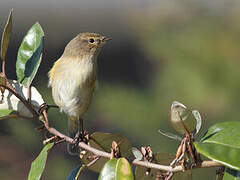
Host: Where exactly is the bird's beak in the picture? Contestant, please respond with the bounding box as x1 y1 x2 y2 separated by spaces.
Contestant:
102 37 112 42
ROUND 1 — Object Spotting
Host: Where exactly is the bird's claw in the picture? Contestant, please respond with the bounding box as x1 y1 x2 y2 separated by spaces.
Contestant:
72 131 89 149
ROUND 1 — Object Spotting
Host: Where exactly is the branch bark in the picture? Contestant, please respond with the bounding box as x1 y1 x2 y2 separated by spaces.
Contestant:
0 84 38 117
42 109 222 174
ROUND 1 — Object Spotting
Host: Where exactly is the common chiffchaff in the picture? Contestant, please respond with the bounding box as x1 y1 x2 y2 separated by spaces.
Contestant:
48 32 110 155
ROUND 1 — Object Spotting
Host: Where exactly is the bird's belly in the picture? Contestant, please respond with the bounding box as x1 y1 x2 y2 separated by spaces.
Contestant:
52 72 95 117
64 87 93 117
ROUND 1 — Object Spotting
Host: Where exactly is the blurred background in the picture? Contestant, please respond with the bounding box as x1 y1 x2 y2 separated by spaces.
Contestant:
0 0 240 179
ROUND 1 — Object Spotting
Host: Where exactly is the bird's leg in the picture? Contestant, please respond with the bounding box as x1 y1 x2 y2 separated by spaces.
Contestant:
72 118 88 149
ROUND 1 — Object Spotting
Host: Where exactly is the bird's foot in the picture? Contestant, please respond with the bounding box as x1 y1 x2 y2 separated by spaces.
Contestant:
72 131 89 149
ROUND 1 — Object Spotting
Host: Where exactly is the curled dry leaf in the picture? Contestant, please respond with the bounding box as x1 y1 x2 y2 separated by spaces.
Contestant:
169 101 197 135
132 147 143 161
0 80 44 117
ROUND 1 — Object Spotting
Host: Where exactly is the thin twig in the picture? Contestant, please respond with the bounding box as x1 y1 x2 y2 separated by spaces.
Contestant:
0 84 38 117
41 109 223 174
87 156 100 167
216 166 225 180
75 156 100 180
75 165 86 180
27 85 31 102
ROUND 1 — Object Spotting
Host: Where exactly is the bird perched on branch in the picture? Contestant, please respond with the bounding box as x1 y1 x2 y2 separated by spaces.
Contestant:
48 32 110 155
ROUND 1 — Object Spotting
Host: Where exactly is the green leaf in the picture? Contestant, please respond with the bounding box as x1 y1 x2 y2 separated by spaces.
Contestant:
28 143 54 180
1 9 13 61
194 121 240 170
99 158 134 180
135 153 192 180
16 22 44 87
81 132 133 173
0 109 18 120
66 165 82 180
158 129 182 141
223 168 240 180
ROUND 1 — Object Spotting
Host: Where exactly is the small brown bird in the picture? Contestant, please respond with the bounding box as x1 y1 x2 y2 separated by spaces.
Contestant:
48 32 110 155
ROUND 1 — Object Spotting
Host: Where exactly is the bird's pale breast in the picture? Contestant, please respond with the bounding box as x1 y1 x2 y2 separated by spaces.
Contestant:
49 57 96 118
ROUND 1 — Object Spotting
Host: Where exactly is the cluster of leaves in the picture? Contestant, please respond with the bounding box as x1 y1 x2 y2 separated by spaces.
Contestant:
1 10 240 180
0 9 44 119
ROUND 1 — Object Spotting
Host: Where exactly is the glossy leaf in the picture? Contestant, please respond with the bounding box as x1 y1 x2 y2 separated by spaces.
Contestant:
67 165 82 180
16 22 44 87
223 168 240 180
0 80 44 117
194 121 240 170
28 143 54 180
169 101 197 135
99 158 134 180
1 9 13 61
135 153 192 180
81 132 133 173
158 129 182 141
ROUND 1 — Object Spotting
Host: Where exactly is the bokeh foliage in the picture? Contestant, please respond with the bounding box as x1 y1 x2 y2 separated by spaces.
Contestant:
1 1 240 180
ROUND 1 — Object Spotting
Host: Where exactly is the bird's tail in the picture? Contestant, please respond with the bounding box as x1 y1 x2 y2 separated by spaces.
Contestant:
67 116 80 155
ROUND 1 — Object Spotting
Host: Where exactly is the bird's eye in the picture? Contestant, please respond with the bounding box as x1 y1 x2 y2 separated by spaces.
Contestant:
89 38 95 43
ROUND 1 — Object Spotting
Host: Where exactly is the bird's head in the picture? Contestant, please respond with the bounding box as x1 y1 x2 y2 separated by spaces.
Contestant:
63 32 111 59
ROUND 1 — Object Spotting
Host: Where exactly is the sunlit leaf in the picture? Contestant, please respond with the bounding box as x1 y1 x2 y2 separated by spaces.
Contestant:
135 153 191 180
194 121 240 170
0 80 44 117
16 22 44 87
158 129 182 141
81 132 133 173
1 9 13 61
99 158 134 180
28 143 54 180
223 168 240 180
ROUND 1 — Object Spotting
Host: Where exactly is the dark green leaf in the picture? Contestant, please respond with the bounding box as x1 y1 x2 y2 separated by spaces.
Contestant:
16 22 44 87
81 132 133 173
1 9 13 61
194 121 240 170
28 143 54 180
0 109 18 120
158 129 182 141
223 168 240 180
67 165 82 180
135 153 192 180
99 158 134 180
